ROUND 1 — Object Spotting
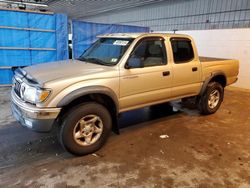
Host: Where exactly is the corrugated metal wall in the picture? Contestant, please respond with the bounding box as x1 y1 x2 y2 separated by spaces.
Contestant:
82 0 250 31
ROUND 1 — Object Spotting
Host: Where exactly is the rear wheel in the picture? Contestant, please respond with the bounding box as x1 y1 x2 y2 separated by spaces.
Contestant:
199 82 224 115
59 102 112 155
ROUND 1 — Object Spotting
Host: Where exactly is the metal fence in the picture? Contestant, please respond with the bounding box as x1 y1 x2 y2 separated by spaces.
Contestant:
82 0 250 31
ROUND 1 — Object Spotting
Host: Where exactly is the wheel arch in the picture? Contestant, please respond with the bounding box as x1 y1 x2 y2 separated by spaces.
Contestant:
57 86 119 134
200 72 227 96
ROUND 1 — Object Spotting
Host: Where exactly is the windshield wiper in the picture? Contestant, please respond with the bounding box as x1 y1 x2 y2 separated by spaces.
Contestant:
78 57 113 66
86 58 106 65
77 57 87 62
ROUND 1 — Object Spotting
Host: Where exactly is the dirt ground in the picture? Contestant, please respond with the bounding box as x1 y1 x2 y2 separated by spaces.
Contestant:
0 87 249 188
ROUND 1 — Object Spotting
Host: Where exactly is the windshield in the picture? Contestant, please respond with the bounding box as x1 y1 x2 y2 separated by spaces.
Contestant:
78 38 134 66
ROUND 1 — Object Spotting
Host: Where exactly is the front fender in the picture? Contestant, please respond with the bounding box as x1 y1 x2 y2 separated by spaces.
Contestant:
56 85 119 109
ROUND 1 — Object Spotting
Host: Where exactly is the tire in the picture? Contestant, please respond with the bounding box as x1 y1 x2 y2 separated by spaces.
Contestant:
199 82 224 115
59 102 112 156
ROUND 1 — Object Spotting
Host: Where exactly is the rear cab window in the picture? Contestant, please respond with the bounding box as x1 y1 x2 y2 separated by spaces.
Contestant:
170 38 194 63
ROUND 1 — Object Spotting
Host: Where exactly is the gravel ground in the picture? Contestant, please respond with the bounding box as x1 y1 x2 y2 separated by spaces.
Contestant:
0 86 250 187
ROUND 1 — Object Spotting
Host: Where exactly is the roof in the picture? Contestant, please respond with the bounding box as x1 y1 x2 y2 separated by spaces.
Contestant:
46 0 164 19
98 33 145 38
98 32 190 39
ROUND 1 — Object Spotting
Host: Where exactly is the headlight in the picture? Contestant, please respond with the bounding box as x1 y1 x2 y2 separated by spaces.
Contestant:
21 83 51 103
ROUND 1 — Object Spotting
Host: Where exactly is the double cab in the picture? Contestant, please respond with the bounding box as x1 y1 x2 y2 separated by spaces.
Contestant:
11 33 239 155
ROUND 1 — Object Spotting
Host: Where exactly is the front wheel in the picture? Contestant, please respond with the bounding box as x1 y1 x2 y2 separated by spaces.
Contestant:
59 102 112 156
198 82 224 115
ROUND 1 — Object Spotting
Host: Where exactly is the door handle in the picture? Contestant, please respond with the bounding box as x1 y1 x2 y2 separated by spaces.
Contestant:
192 67 198 72
162 71 170 76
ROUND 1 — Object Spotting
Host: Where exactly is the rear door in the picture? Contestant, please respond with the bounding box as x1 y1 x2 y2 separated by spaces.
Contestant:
119 37 172 111
170 38 201 98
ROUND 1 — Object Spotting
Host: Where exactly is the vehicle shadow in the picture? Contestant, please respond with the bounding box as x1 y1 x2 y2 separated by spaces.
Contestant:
118 102 179 129
118 100 200 129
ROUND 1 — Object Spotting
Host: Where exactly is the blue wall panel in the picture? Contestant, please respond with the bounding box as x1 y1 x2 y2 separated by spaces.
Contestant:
29 31 56 49
28 13 55 30
31 50 56 65
55 14 69 61
0 10 28 27
0 29 29 47
0 69 14 85
72 21 149 58
0 10 69 84
0 50 31 66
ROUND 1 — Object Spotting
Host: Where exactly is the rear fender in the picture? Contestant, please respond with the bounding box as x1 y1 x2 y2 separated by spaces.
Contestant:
199 72 226 96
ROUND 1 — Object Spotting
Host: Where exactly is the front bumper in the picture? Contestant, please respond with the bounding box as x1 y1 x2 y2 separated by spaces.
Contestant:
11 90 61 132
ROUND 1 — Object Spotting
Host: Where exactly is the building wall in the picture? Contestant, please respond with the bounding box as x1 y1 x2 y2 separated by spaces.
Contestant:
82 0 250 31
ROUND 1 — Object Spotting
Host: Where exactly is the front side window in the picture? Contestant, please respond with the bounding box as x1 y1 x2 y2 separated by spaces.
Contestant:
78 38 134 66
171 38 194 63
127 37 167 68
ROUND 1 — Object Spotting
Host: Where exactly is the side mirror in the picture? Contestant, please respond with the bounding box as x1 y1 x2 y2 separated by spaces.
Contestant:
125 63 131 69
125 57 141 69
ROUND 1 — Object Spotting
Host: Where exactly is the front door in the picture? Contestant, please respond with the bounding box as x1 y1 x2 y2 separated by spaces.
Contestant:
119 37 172 111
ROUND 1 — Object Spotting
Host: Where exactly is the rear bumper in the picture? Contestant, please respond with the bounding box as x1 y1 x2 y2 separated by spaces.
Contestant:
11 90 61 132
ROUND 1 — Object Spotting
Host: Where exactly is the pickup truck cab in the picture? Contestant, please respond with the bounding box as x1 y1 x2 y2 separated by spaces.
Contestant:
11 33 239 155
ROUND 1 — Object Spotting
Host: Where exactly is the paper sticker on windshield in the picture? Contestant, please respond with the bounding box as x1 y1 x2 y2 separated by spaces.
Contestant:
111 58 118 62
113 40 129 46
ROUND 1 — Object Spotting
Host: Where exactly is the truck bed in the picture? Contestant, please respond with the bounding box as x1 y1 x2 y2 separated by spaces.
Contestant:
200 56 239 86
199 56 230 62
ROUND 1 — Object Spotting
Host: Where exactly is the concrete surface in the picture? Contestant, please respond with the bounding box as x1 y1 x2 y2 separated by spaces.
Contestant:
0 87 250 187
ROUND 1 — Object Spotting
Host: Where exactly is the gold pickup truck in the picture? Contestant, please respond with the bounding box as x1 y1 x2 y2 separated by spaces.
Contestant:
11 33 239 155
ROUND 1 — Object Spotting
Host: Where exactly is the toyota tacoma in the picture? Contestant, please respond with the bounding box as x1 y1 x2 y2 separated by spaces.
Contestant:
11 33 239 155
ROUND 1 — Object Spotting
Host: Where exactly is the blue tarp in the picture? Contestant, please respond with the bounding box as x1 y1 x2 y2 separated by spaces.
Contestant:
0 10 69 84
72 21 149 58
0 68 14 85
0 11 68 67
56 14 69 61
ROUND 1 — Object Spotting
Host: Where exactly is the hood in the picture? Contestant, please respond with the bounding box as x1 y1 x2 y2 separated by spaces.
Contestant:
24 59 116 85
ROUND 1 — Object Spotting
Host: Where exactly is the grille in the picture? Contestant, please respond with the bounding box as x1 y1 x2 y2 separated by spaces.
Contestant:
14 80 21 98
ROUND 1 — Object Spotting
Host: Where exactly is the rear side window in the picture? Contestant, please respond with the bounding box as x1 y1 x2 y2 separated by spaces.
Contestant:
171 38 194 63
